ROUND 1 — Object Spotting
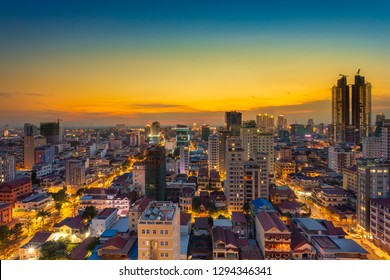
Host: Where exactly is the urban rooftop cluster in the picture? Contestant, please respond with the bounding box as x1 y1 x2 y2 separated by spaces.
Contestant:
1 72 390 260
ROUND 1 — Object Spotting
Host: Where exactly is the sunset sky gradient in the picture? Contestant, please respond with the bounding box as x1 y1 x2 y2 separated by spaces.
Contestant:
1 1 390 127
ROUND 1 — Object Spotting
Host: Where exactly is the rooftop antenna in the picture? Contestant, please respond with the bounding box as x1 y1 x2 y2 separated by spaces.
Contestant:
356 69 360 75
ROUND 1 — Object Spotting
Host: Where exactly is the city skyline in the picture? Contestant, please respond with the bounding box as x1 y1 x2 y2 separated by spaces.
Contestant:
1 1 390 126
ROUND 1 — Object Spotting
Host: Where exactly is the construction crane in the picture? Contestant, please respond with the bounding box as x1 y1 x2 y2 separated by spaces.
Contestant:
339 74 348 78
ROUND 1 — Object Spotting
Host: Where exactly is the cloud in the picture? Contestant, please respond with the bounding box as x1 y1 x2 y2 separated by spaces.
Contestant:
0 91 46 97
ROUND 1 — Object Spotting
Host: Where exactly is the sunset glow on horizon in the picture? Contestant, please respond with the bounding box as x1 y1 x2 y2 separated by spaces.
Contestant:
1 1 390 127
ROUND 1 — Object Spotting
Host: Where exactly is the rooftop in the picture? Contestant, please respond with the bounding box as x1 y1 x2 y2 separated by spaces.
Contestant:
0 177 31 189
294 218 327 231
371 198 390 209
231 211 247 224
96 208 118 219
140 201 177 221
257 212 289 233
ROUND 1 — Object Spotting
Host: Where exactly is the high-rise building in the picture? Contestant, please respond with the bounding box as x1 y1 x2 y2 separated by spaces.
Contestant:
40 120 61 144
380 119 390 160
35 145 55 164
357 159 390 231
225 111 242 136
331 75 350 144
328 144 356 174
0 155 16 183
374 113 385 137
201 124 210 142
257 114 274 129
150 121 161 137
144 145 166 201
277 115 286 129
362 137 381 159
352 73 372 144
208 134 220 172
331 72 372 144
138 201 180 260
175 125 189 147
179 146 189 175
65 159 86 189
24 123 37 137
240 122 274 173
225 139 245 211
23 135 46 169
133 162 146 196
244 152 269 202
218 130 231 177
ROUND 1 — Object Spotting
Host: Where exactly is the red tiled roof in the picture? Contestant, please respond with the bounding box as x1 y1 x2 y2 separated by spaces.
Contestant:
0 177 31 189
278 201 301 210
212 226 238 248
321 220 347 236
97 208 118 219
290 229 309 251
133 197 152 212
180 212 192 226
68 237 95 260
100 236 128 250
194 217 209 229
257 212 289 233
231 212 246 224
29 231 53 244
53 215 85 230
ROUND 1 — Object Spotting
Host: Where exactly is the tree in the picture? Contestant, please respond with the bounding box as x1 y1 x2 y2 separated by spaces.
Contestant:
0 226 12 259
192 196 201 213
23 216 34 235
76 188 85 198
39 238 69 260
243 202 251 214
52 189 68 204
10 223 23 241
36 208 51 230
86 237 99 252
82 206 97 222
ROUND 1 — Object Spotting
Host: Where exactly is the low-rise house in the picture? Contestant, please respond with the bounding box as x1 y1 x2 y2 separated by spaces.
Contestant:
14 193 52 211
68 237 96 260
194 217 210 236
255 212 291 260
209 191 227 209
231 212 248 238
292 218 347 242
90 208 118 237
238 239 263 260
312 187 348 207
179 187 195 212
312 236 368 259
0 177 32 204
278 201 302 216
52 215 87 242
269 186 296 205
97 235 136 259
290 229 316 260
40 174 62 192
213 218 233 230
212 226 239 260
19 231 55 260
250 198 275 216
0 202 13 225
